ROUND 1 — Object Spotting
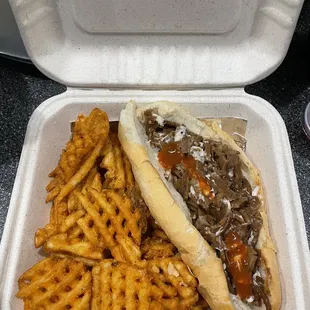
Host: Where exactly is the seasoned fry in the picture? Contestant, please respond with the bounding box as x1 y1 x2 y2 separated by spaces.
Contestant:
76 214 106 248
35 167 104 248
46 108 109 203
92 260 152 310
52 253 106 267
146 257 199 309
35 223 57 248
81 167 103 195
44 233 103 260
41 186 143 262
67 167 102 213
34 201 69 248
55 141 105 204
78 189 142 247
59 209 85 233
37 177 143 262
17 109 205 310
141 229 177 260
92 258 199 310
100 133 134 190
16 257 92 310
111 235 142 265
102 189 142 244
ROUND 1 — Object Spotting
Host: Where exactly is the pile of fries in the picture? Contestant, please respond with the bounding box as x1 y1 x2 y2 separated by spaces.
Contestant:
16 109 208 310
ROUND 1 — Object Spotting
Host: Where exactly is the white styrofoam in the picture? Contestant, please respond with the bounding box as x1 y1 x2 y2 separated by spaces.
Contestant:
0 89 309 309
8 0 304 87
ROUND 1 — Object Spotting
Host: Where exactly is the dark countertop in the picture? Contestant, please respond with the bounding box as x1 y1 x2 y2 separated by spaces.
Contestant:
0 2 310 245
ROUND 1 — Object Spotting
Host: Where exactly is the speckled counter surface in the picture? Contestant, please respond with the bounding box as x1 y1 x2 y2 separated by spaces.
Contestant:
1 2 310 245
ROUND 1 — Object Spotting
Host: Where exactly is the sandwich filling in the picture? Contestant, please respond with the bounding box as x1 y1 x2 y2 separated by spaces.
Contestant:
141 109 271 309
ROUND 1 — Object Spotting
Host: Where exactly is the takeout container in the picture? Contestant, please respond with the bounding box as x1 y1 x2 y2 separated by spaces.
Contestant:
303 102 310 140
1 1 310 309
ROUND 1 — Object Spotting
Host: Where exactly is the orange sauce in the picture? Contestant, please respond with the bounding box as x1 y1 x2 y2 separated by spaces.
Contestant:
225 231 253 300
158 142 212 196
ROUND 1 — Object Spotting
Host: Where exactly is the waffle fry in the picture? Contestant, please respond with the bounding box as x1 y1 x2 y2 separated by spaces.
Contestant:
101 133 134 190
55 141 105 204
35 223 58 249
59 209 86 233
92 260 152 310
38 176 142 262
53 253 106 267
92 258 199 310
18 108 205 309
67 167 103 213
34 201 69 248
35 167 104 248
82 167 103 195
17 257 92 310
42 187 143 261
111 235 142 265
141 229 177 260
44 233 103 260
146 257 199 309
77 189 142 247
46 108 109 203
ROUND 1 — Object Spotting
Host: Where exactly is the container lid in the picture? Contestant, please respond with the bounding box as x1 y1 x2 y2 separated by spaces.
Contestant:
9 0 303 87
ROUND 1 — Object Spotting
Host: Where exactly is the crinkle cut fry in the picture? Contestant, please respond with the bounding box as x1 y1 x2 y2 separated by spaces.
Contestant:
17 257 92 310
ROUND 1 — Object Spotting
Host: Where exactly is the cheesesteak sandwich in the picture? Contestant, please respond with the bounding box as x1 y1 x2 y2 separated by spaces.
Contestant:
118 101 281 310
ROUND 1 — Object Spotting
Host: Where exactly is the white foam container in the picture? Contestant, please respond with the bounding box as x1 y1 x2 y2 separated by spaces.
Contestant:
1 1 310 309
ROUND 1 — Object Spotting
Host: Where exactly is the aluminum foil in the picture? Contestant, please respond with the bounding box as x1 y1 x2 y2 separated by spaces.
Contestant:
71 117 247 150
202 118 247 151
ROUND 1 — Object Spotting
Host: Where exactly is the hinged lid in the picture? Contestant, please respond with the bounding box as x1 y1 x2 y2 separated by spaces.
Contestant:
9 0 303 87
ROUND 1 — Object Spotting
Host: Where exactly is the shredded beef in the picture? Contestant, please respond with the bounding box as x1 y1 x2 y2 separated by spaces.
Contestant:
142 109 269 308
253 275 272 310
127 187 150 235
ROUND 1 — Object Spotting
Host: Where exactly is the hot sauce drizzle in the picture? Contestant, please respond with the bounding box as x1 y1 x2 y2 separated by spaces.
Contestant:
158 140 254 301
158 142 212 196
158 141 253 299
225 231 253 300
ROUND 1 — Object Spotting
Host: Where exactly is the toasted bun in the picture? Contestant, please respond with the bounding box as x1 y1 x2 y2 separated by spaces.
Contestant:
118 101 281 310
